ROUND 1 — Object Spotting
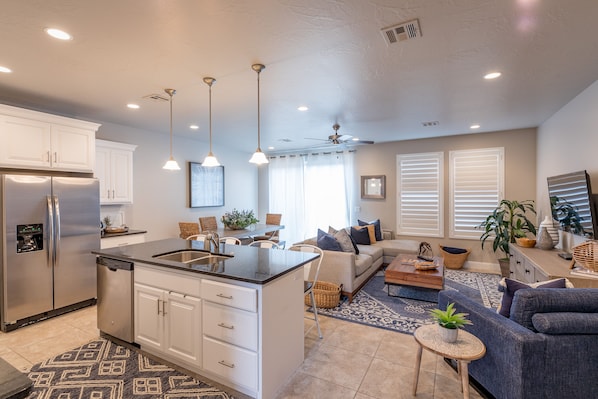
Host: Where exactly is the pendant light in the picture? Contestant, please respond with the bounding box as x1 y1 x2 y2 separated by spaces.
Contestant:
249 63 269 165
202 77 220 167
162 88 181 170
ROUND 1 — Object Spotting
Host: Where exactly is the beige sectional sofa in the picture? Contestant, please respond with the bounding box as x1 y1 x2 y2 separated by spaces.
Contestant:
297 230 420 302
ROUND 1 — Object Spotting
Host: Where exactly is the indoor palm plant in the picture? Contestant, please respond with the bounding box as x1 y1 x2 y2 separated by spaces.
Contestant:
221 209 259 230
429 302 472 342
479 199 536 277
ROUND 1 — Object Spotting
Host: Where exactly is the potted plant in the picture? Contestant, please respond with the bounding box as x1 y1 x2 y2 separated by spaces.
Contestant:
429 302 472 343
479 199 536 277
221 209 259 230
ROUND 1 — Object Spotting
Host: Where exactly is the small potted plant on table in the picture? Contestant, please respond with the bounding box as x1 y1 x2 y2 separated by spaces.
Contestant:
221 209 259 230
429 302 472 343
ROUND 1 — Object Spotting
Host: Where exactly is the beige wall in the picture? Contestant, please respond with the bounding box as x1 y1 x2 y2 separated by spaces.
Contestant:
344 128 537 265
536 79 598 249
97 122 258 241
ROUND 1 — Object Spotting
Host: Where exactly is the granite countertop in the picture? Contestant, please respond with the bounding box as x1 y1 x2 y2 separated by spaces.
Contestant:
101 229 147 238
92 238 318 285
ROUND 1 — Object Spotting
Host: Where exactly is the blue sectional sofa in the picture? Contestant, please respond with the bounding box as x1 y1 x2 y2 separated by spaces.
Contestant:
438 288 598 399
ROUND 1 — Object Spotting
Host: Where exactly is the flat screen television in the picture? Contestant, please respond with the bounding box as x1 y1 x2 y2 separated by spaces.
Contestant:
547 170 598 239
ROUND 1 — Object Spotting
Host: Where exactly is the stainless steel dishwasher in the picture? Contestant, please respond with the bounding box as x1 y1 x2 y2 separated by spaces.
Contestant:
97 256 134 343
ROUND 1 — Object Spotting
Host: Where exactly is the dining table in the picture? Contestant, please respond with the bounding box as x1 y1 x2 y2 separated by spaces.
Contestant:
213 223 284 240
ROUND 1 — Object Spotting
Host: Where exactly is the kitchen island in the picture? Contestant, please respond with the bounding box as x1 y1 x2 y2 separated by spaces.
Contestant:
93 238 318 399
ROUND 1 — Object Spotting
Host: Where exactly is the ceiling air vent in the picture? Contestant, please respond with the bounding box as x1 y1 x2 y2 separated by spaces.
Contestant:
142 93 170 103
422 121 439 127
381 19 422 45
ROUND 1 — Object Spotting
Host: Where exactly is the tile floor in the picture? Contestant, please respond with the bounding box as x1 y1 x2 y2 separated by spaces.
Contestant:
0 306 483 399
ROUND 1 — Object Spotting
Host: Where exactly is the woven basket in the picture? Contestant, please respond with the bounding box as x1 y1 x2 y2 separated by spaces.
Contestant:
305 281 341 309
439 245 471 269
572 240 598 272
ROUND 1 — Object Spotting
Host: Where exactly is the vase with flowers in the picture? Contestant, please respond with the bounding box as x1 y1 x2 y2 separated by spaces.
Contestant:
221 209 259 230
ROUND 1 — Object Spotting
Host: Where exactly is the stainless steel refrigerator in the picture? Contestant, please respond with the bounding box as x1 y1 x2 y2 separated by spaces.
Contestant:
0 174 100 331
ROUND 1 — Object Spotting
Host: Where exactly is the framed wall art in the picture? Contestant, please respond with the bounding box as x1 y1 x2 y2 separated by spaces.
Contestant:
189 162 224 207
361 175 386 199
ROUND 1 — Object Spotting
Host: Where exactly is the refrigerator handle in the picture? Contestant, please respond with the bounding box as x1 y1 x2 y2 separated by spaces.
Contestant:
53 196 61 266
47 196 55 267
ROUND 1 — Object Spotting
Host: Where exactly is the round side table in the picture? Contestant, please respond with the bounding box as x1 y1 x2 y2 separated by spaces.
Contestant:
412 324 486 399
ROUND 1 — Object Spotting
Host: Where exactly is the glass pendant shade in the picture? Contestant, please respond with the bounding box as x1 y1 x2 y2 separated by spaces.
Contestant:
249 149 268 164
162 88 180 170
249 64 269 165
202 77 220 167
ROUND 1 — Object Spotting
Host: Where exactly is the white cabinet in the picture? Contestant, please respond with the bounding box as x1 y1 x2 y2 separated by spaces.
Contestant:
0 104 99 172
100 233 146 249
95 139 136 204
134 265 202 367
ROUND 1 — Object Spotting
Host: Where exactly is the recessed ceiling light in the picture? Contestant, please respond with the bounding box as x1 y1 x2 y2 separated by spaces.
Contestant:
45 28 73 41
126 103 140 109
484 72 501 80
0 66 12 73
352 138 360 141
297 106 308 111
470 124 481 129
189 124 199 130
268 146 275 150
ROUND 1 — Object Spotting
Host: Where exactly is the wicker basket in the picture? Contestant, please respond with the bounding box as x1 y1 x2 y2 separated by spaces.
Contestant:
439 245 471 269
305 281 341 309
572 240 598 272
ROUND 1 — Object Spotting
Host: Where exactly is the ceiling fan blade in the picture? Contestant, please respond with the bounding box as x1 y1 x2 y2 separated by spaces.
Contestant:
305 137 330 142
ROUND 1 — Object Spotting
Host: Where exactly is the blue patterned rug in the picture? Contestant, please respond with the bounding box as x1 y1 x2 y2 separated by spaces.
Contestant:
315 269 502 334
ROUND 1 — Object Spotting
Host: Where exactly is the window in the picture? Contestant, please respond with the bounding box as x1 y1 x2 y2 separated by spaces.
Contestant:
449 148 504 239
397 152 444 237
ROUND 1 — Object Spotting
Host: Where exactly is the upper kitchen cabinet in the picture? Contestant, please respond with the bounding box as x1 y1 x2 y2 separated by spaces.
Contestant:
0 104 100 172
95 139 137 204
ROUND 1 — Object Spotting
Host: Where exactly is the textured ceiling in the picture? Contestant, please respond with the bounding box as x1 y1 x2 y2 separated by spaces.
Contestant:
1 0 598 154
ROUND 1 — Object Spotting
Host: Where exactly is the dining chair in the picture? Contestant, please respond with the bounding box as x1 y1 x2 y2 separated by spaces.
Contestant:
219 237 241 245
288 243 324 339
186 234 207 242
252 213 282 243
199 216 218 232
179 222 200 239
248 240 281 249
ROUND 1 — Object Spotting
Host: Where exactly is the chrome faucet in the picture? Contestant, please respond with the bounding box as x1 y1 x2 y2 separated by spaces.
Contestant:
204 231 220 253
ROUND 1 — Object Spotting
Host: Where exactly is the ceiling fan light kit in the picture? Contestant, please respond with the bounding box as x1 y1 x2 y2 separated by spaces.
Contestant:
202 76 220 167
249 63 269 165
162 88 181 170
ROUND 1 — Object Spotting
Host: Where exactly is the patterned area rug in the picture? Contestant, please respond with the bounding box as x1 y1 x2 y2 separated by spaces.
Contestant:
27 339 231 399
315 269 503 335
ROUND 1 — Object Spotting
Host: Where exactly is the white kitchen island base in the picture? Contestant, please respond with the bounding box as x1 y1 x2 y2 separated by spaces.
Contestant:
134 262 304 399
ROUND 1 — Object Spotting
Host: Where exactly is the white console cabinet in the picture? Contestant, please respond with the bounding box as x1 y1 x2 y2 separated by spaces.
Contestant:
95 139 136 204
0 104 99 172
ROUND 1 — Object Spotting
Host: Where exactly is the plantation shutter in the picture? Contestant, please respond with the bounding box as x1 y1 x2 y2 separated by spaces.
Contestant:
449 148 504 239
396 152 444 237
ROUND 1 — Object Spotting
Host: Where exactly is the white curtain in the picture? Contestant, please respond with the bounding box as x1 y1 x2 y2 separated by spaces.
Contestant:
268 151 354 245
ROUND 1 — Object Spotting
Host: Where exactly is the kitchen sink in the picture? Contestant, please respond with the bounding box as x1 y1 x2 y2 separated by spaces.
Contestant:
153 250 232 263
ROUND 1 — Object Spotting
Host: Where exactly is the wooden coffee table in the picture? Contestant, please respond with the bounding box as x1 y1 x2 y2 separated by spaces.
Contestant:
385 254 444 297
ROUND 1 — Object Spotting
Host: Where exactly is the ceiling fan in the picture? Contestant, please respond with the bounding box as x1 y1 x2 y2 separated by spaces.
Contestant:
306 124 374 146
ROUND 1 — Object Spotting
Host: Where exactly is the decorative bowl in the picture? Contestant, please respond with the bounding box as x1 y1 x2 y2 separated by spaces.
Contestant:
515 237 536 248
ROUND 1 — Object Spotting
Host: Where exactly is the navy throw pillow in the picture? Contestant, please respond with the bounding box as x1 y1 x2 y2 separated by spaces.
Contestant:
347 232 360 254
351 226 371 245
498 278 567 318
316 229 343 251
358 219 382 241
441 246 468 254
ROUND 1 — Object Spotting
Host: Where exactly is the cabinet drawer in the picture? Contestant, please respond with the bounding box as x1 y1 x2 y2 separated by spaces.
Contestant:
203 336 258 391
203 302 257 351
136 265 200 297
100 233 145 249
201 280 257 312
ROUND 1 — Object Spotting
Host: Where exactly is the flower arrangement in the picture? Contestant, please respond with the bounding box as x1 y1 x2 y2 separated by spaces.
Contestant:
221 209 259 230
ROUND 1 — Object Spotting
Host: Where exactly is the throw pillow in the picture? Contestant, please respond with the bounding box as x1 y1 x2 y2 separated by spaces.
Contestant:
350 226 371 245
328 226 355 253
316 229 343 251
497 278 571 318
358 219 382 241
329 226 360 254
